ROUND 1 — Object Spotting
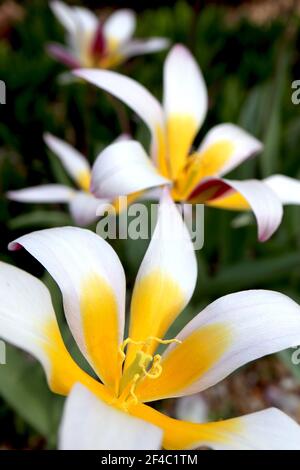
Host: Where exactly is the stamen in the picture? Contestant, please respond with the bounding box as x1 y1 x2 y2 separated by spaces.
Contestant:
129 374 140 405
117 335 182 407
142 354 162 379
118 337 146 362
147 336 182 346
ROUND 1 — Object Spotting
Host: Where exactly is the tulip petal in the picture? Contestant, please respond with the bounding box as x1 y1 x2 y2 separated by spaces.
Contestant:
71 7 99 66
163 45 208 178
91 140 170 199
121 38 170 58
44 133 91 190
191 177 283 241
264 174 300 205
7 184 75 203
73 69 165 165
50 1 76 34
69 191 109 226
60 383 163 450
137 290 300 402
47 43 81 68
132 403 300 450
9 227 126 394
0 261 105 397
103 9 136 47
198 124 262 176
125 189 197 366
72 6 98 34
182 124 263 195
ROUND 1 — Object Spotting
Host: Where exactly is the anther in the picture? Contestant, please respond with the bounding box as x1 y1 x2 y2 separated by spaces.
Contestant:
142 354 162 379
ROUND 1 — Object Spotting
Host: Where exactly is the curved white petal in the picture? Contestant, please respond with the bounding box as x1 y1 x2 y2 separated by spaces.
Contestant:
7 185 75 203
208 408 300 450
9 227 125 391
71 6 98 38
44 133 91 190
103 9 136 46
163 45 208 177
137 290 300 401
72 8 99 66
164 44 207 127
133 403 300 450
59 383 163 450
197 123 263 177
125 189 197 365
264 174 300 205
50 1 76 34
0 261 57 382
121 38 170 58
69 191 109 226
73 69 164 156
193 178 283 241
0 261 92 395
220 178 283 241
91 140 170 199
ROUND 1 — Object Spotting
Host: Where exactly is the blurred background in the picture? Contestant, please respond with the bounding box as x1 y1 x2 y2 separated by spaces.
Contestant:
1 0 300 449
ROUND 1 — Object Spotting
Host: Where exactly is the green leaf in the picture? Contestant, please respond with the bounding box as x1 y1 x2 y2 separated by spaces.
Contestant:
260 51 289 176
0 345 64 446
8 210 73 230
198 252 300 297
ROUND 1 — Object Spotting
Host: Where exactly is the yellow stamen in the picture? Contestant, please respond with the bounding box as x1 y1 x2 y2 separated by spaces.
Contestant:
119 337 145 361
129 373 140 405
116 336 181 407
142 354 162 379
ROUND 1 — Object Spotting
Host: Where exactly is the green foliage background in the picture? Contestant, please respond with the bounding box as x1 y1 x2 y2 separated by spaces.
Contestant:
1 0 300 448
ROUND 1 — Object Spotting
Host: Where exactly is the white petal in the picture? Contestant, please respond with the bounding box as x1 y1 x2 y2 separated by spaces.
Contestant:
197 123 263 176
194 177 283 241
50 1 76 34
223 178 283 241
59 383 163 450
72 6 98 35
149 290 300 400
175 395 208 424
103 9 136 46
0 261 91 395
206 408 300 450
121 38 170 58
139 189 197 303
133 403 300 450
71 7 99 66
264 174 300 205
91 140 170 199
9 227 125 390
69 191 109 226
73 69 164 155
0 261 57 381
163 45 208 177
164 44 207 125
125 189 197 365
44 133 91 190
7 184 75 203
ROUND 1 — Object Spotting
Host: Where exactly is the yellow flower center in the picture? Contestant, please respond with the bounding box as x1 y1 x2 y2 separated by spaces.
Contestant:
115 336 181 410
